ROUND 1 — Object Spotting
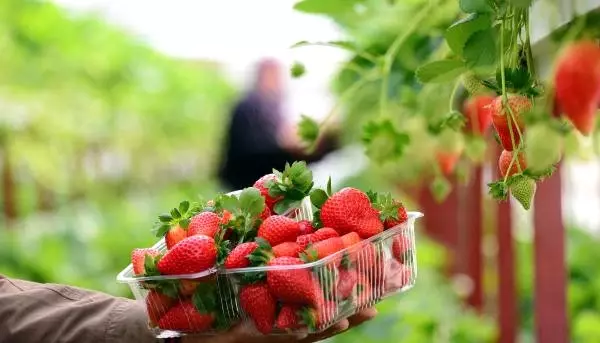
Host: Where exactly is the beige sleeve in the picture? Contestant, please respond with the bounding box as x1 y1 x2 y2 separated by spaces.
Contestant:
0 275 158 343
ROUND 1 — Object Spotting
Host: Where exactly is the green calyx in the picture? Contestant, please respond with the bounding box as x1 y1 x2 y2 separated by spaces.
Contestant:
213 188 266 244
152 200 202 238
368 191 401 222
268 161 315 215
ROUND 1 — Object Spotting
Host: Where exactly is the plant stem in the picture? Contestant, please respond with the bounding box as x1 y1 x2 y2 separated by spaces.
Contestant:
379 0 435 117
448 80 462 112
524 9 536 78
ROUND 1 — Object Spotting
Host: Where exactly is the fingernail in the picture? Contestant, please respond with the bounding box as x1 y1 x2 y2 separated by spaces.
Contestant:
363 307 378 317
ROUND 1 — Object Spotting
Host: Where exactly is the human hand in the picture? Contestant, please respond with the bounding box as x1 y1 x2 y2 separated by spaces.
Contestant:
182 307 377 343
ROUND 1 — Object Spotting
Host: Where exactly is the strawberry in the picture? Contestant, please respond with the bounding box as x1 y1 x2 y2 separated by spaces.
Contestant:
131 248 160 276
220 210 232 225
298 220 315 235
463 95 495 135
383 201 408 229
354 278 374 308
491 95 532 151
224 242 259 269
498 150 526 178
313 227 339 241
299 300 339 330
276 305 302 330
260 206 272 221
157 301 214 332
239 283 277 334
187 211 221 238
302 237 345 262
392 234 411 263
158 235 217 275
341 232 361 248
296 234 315 250
273 242 302 258
146 290 175 326
509 176 537 210
254 174 283 212
267 257 320 306
436 151 461 175
385 261 413 291
554 41 600 136
257 215 301 247
524 123 562 173
337 268 358 299
165 226 188 250
179 279 200 297
320 187 383 236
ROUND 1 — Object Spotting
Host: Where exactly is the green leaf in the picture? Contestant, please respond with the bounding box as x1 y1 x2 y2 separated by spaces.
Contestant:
298 115 320 147
178 201 190 215
430 176 452 203
445 14 492 56
274 199 301 215
463 29 497 72
291 40 358 52
158 214 172 223
293 0 362 15
216 194 240 214
192 283 218 314
488 180 509 200
459 0 493 13
362 119 410 164
366 190 378 204
178 218 190 229
153 223 171 238
326 176 332 196
170 208 181 219
238 187 265 217
291 61 306 78
416 60 467 84
310 189 329 208
312 209 323 229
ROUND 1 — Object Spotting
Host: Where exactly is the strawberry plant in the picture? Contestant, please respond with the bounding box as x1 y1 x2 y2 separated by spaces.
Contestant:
292 0 600 210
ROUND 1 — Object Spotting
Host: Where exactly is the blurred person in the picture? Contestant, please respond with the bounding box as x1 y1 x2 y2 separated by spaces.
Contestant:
218 58 339 191
0 274 376 343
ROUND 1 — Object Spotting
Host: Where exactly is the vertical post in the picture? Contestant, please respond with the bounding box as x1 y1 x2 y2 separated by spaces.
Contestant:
465 166 484 311
533 165 568 343
496 192 517 343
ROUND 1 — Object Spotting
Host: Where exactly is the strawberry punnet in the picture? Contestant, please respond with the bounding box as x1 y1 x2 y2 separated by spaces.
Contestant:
157 301 214 332
337 268 358 299
239 283 277 334
554 41 600 136
146 290 175 326
157 235 217 275
266 257 320 306
490 94 532 151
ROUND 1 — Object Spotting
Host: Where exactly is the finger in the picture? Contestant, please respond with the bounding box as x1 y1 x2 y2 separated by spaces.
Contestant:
347 307 378 329
299 319 349 343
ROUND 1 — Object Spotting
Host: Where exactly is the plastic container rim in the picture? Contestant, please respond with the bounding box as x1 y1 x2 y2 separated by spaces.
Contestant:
117 211 423 283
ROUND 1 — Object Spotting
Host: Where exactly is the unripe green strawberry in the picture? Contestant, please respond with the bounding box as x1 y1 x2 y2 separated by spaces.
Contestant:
462 72 489 95
524 123 563 173
509 176 536 210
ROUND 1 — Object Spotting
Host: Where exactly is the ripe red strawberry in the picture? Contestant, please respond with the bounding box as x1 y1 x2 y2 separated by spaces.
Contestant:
313 227 339 241
224 242 259 269
303 237 345 261
300 299 339 330
491 95 532 151
165 225 187 250
498 149 526 177
146 290 175 325
239 283 277 334
357 243 385 288
337 268 358 299
187 212 221 238
258 215 301 246
273 242 302 258
276 305 302 330
341 232 361 248
297 234 314 250
321 188 383 236
158 235 217 275
385 260 413 292
383 201 408 229
392 234 411 263
267 257 320 306
254 174 283 211
157 301 214 332
298 220 315 235
220 210 232 225
260 206 272 221
131 248 160 276
436 151 461 176
464 95 495 135
554 41 600 136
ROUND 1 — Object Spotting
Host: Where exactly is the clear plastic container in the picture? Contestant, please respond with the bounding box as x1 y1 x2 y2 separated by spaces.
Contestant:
117 197 422 338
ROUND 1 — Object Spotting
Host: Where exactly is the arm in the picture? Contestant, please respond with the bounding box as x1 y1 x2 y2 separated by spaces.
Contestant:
0 275 157 343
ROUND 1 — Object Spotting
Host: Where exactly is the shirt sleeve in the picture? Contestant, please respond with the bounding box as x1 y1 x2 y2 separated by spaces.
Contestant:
0 275 160 343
